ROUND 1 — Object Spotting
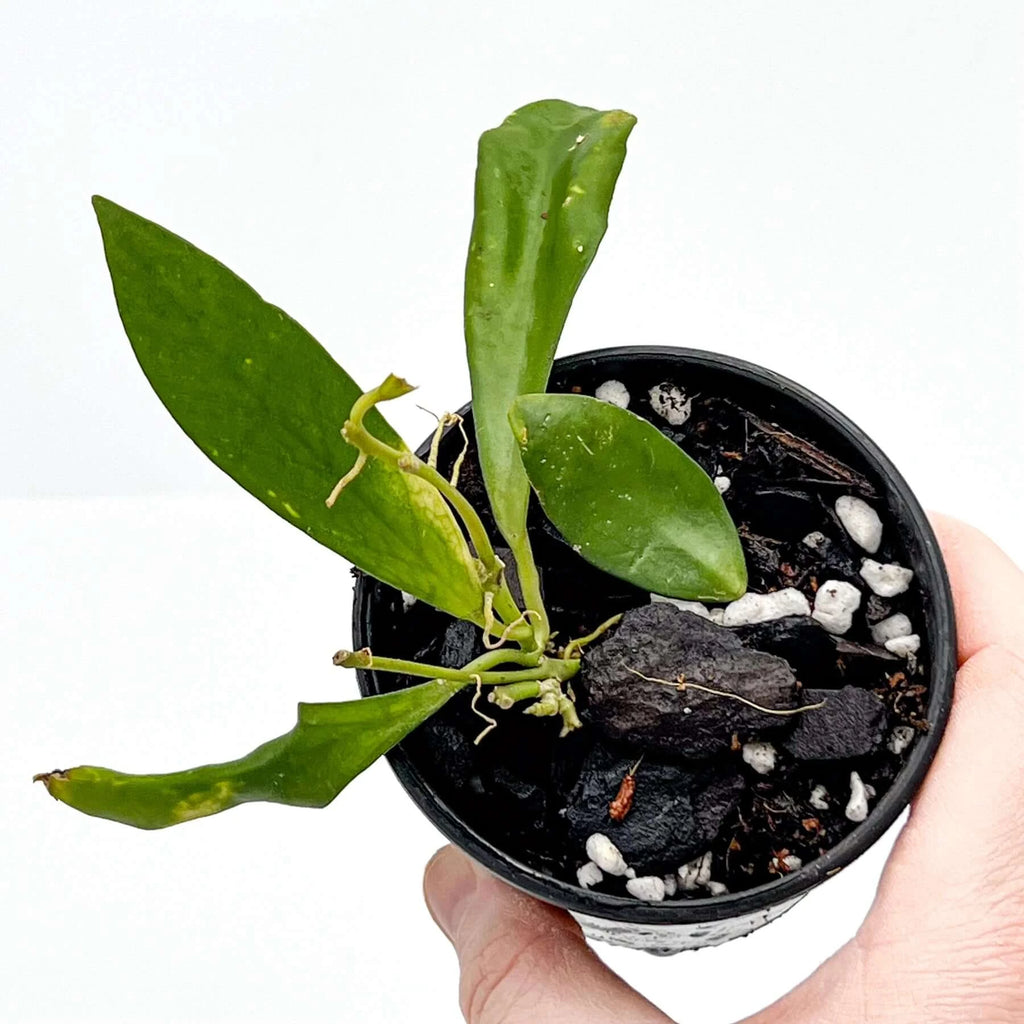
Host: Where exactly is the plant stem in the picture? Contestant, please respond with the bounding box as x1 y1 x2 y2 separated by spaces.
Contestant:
334 648 579 685
506 532 549 651
562 612 622 659
336 376 530 641
488 679 542 707
460 648 536 674
399 453 525 629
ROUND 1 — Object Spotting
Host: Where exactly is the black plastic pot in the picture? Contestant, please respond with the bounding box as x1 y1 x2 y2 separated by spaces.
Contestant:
353 346 956 953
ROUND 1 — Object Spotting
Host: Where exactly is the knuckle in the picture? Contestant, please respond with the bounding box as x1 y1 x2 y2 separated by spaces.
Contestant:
962 643 1024 717
971 642 1024 675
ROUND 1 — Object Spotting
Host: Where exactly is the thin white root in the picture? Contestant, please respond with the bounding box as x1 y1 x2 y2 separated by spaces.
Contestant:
325 451 367 508
425 408 445 470
470 675 497 745
449 415 469 488
624 666 826 717
481 591 500 649
482 607 540 650
557 693 583 737
422 409 468 483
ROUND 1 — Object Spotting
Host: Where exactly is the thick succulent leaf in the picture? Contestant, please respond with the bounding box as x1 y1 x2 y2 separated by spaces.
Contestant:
93 197 485 624
35 678 464 829
510 394 747 601
465 100 635 552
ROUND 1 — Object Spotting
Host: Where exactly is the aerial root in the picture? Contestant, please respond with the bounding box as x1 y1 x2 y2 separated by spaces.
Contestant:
325 450 367 508
624 666 826 717
481 607 541 650
470 674 497 745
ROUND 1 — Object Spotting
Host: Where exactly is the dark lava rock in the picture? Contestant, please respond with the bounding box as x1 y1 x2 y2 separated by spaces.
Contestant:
579 604 800 758
437 618 484 670
565 745 745 874
733 615 838 685
783 685 888 760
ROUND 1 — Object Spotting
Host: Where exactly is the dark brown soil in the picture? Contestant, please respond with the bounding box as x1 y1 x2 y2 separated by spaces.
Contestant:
356 358 930 896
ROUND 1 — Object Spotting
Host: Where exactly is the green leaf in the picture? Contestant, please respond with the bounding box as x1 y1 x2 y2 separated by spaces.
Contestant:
34 678 465 829
464 100 636 553
509 394 748 601
93 197 486 624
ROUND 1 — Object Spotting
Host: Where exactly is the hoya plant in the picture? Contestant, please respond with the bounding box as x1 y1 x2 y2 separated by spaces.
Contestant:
36 100 747 830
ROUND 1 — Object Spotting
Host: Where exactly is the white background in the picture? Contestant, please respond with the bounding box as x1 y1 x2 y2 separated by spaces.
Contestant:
2 3 1021 1022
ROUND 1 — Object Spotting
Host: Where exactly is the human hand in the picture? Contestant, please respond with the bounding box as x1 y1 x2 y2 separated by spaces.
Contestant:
423 514 1024 1023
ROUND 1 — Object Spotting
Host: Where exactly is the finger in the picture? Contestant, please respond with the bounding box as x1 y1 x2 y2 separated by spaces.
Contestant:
423 845 673 1024
745 650 1024 1024
929 512 1024 663
871 644 1024 928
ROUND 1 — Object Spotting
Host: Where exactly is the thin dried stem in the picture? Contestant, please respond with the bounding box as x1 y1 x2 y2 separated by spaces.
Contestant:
624 666 826 717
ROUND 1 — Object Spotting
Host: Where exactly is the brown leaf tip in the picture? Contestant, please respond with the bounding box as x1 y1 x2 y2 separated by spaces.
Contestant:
33 770 68 792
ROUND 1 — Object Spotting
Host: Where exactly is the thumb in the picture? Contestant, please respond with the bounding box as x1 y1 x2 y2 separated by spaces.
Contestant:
423 846 673 1024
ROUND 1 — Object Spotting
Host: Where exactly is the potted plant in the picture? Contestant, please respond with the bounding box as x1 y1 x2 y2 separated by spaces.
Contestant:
35 99 955 954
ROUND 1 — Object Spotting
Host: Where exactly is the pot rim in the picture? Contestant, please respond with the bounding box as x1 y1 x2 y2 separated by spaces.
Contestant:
353 344 956 925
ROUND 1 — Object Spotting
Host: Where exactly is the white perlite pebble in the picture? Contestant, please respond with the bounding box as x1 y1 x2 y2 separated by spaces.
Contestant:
802 531 828 550
595 379 630 408
678 852 713 891
401 591 417 610
885 634 921 658
576 861 603 889
742 741 777 775
859 559 914 597
835 496 883 554
626 876 666 902
706 880 729 896
708 607 725 624
888 725 916 755
773 853 803 873
662 873 678 898
650 594 712 619
714 475 731 494
585 834 629 876
811 579 862 635
648 383 692 425
722 588 811 626
845 771 871 823
809 784 830 811
871 613 913 645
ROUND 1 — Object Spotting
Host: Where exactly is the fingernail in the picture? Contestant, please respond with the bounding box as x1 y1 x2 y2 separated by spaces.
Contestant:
424 845 478 942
